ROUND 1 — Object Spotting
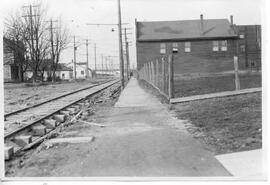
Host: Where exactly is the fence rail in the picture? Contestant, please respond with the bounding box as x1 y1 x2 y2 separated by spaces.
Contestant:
138 54 261 102
138 54 174 99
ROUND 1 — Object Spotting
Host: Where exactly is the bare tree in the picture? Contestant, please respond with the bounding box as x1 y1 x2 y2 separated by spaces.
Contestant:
20 3 50 83
49 18 69 82
4 1 69 83
4 12 29 82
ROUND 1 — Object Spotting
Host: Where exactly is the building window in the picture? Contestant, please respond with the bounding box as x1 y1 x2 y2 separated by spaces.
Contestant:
172 42 178 53
184 42 191 52
160 43 166 54
240 44 245 52
239 34 245 39
221 40 227 51
81 70 84 75
62 73 65 79
213 41 219 51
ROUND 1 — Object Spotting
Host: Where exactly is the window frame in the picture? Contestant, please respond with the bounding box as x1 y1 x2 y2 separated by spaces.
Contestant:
239 34 245 39
212 41 219 51
221 40 227 51
240 44 246 53
81 70 84 75
184 42 191 52
160 43 166 54
172 42 178 53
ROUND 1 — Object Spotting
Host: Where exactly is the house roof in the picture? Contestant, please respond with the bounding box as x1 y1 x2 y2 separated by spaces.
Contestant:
57 63 73 71
76 62 87 66
136 19 238 42
26 62 72 72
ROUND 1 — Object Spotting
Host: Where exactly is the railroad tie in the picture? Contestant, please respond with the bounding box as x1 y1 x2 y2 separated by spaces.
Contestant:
71 105 80 111
60 110 70 116
77 102 85 107
13 135 32 147
5 145 14 160
31 125 47 136
43 119 57 129
53 114 66 123
66 107 76 114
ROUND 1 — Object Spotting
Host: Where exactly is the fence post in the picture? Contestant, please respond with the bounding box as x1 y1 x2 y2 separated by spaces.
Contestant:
151 61 154 84
168 54 174 99
147 62 149 82
141 65 143 80
145 63 148 81
161 57 166 93
156 59 159 88
143 64 146 80
147 62 150 82
149 62 152 84
234 56 240 90
144 65 146 80
151 61 155 85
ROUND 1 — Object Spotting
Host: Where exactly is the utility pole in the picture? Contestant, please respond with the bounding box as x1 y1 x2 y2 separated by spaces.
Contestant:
86 39 89 78
73 35 77 80
105 56 108 73
101 54 104 74
124 28 130 80
49 19 57 81
117 0 125 88
94 43 97 71
22 4 40 82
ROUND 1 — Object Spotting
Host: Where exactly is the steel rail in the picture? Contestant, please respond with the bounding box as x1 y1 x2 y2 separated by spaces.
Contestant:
4 79 120 140
4 79 114 118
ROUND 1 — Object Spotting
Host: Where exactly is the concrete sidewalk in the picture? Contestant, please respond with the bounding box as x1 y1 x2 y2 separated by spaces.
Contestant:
115 78 161 108
14 78 232 177
102 78 231 176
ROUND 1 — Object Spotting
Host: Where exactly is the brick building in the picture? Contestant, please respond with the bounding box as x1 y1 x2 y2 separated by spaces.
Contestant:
135 15 261 75
236 25 261 69
3 37 20 82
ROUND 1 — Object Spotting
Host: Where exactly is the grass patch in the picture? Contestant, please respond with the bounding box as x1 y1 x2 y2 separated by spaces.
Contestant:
174 72 261 97
172 92 262 154
138 80 169 104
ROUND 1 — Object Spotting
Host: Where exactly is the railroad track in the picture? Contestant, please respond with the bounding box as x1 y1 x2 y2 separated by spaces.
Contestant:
4 79 120 160
4 79 112 118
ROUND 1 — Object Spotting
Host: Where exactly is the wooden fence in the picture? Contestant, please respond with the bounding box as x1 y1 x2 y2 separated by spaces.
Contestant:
138 54 174 99
138 54 242 101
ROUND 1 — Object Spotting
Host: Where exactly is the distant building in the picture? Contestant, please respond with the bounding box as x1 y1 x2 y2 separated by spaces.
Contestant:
236 25 261 69
25 63 73 81
68 62 93 79
135 15 261 75
3 37 21 82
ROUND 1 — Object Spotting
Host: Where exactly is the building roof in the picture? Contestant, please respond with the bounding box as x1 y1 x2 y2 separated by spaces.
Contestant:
76 62 87 65
136 19 238 42
57 63 73 71
26 62 72 72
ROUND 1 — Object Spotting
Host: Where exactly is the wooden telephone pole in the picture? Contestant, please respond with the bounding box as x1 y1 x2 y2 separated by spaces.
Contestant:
117 0 125 89
124 28 130 80
86 39 89 78
73 35 77 80
94 43 97 71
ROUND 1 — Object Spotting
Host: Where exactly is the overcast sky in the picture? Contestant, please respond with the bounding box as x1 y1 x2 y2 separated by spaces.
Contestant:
2 0 262 69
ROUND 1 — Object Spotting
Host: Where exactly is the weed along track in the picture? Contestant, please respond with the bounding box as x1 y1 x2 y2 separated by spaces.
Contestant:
4 80 120 161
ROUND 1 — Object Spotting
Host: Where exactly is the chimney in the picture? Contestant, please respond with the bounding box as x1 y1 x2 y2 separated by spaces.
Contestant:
200 14 204 34
230 15 234 26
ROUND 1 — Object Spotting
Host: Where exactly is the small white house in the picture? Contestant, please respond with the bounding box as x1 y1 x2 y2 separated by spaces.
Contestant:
25 63 73 81
68 62 93 79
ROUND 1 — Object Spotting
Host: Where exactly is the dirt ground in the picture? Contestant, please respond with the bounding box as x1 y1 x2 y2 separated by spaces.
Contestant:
174 72 261 97
171 92 262 154
5 83 121 177
139 80 262 155
4 79 107 114
5 79 230 177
